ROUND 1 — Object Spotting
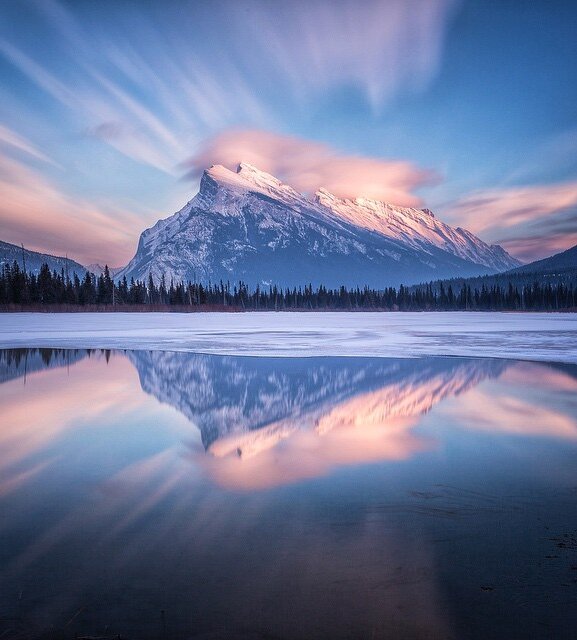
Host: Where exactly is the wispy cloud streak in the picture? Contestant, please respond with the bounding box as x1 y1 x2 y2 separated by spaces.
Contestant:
0 0 457 171
223 0 458 112
0 124 54 165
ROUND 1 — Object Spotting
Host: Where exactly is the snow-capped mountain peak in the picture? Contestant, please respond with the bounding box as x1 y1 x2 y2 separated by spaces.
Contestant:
117 163 520 287
236 161 284 187
204 163 302 202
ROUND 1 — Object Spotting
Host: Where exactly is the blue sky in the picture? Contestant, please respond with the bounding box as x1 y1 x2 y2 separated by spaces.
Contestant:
1 0 576 265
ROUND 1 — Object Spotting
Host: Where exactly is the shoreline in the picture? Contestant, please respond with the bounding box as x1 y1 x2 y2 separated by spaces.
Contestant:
1 304 576 314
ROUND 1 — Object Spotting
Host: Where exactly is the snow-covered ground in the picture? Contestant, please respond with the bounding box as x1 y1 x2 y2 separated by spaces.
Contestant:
0 312 576 363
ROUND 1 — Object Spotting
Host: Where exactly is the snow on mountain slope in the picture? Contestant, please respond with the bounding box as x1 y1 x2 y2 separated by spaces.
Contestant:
118 163 520 288
208 357 508 460
314 188 518 272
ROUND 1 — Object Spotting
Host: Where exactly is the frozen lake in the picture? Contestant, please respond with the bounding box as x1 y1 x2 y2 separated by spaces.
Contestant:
0 311 576 362
1 348 577 639
2 313 577 638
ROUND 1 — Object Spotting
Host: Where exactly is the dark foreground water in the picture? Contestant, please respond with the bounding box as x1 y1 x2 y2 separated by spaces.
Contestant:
0 349 576 640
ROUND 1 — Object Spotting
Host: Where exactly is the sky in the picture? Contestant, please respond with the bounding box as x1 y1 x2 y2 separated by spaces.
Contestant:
0 0 576 266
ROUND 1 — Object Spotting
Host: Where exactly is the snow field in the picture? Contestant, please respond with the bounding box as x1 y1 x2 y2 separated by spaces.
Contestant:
0 311 576 363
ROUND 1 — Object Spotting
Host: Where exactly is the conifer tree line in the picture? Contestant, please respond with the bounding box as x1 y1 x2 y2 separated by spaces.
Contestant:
1 261 576 311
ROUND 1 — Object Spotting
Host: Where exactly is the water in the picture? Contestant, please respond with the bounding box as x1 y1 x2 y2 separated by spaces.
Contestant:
0 348 576 639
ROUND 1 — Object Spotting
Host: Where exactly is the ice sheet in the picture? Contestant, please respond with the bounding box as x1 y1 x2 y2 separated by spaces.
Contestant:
1 312 576 363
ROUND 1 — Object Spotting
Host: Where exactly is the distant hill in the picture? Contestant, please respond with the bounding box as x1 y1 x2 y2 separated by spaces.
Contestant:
506 244 577 277
413 244 577 293
0 240 87 279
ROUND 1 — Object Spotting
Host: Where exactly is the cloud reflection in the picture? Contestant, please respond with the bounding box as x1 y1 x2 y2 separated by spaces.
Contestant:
0 351 140 481
438 362 577 440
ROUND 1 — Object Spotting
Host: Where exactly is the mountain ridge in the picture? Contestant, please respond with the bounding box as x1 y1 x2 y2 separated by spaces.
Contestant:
506 244 577 276
0 240 87 279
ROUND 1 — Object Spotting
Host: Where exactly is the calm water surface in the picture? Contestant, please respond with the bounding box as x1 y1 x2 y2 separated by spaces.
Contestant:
0 349 576 639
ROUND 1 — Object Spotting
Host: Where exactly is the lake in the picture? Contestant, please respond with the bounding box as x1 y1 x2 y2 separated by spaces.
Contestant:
0 348 576 639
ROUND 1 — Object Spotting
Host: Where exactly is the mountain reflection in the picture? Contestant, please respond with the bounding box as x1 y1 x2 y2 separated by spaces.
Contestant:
125 351 509 487
129 352 509 453
3 348 577 491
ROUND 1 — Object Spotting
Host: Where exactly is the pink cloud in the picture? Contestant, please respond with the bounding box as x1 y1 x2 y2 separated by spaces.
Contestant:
443 181 577 261
185 129 436 207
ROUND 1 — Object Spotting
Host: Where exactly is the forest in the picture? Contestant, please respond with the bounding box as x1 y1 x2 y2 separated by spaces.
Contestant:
1 261 576 311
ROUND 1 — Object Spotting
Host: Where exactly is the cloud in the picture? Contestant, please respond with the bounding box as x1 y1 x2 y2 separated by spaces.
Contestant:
497 233 577 263
0 123 54 165
0 0 457 174
85 121 127 142
0 35 188 174
185 129 436 206
443 181 577 261
224 0 459 112
0 151 141 266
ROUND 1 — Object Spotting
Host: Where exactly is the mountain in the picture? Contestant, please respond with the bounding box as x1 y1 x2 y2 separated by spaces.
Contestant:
0 240 87 279
127 350 508 456
118 163 520 288
506 244 577 277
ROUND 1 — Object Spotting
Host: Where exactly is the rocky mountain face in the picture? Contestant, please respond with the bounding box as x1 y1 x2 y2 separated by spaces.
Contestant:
118 163 520 288
0 240 87 279
127 350 509 457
